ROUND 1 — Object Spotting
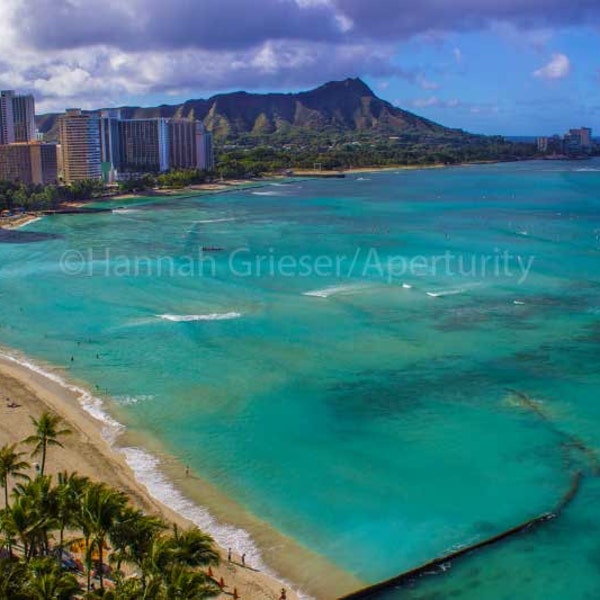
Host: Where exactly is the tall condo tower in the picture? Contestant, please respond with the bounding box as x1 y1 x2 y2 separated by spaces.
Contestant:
58 109 102 184
11 92 36 142
0 91 15 145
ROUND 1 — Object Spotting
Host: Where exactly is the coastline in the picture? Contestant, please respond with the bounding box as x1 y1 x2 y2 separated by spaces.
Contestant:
0 348 364 599
0 213 43 229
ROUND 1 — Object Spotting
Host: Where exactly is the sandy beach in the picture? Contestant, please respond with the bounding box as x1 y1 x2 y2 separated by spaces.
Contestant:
0 213 42 229
0 353 301 600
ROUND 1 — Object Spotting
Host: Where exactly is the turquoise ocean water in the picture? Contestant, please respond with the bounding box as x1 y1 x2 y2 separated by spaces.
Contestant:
1 160 600 598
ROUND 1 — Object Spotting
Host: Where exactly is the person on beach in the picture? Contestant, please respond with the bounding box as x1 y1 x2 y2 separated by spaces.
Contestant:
227 547 232 562
279 589 287 600
185 465 189 477
241 553 246 567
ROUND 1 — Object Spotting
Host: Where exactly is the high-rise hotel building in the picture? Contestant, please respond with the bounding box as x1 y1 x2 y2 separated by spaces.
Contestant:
119 118 170 174
0 90 36 143
0 89 59 185
0 142 58 185
168 119 214 171
96 115 214 178
0 91 15 145
58 109 102 184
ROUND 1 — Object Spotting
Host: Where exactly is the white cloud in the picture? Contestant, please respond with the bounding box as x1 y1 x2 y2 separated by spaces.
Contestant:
533 53 571 79
416 74 439 90
411 96 459 108
412 95 439 108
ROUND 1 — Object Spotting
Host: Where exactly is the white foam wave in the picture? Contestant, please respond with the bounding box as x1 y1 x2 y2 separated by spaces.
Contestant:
158 312 242 322
303 283 371 298
426 289 465 298
0 351 123 443
402 283 413 289
356 177 371 181
574 168 600 172
194 218 236 224
251 191 286 196
121 448 308 598
112 208 141 214
113 394 155 406
513 300 526 305
426 282 481 298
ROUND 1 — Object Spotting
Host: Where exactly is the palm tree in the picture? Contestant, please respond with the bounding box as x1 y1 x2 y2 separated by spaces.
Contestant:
162 564 219 599
24 557 80 600
23 412 71 476
7 495 43 561
0 443 30 509
79 482 127 592
12 476 57 559
137 533 175 593
169 527 220 568
54 472 88 558
0 555 28 599
109 506 165 574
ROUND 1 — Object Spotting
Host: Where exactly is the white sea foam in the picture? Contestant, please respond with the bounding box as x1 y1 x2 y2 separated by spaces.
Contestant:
426 289 465 298
356 177 371 181
303 283 371 298
574 168 600 172
426 282 481 298
251 190 286 196
513 300 526 305
113 394 155 406
120 447 308 598
194 218 236 224
0 351 123 443
158 312 242 322
402 283 413 289
112 208 141 215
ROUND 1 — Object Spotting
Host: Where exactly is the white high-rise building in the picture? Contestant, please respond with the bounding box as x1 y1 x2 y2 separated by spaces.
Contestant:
0 91 15 145
58 109 102 184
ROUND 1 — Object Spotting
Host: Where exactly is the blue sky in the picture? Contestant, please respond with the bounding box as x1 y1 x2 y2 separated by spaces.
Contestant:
1 0 599 136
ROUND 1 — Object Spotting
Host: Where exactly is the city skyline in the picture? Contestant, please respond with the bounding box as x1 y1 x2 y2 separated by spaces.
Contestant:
1 1 600 136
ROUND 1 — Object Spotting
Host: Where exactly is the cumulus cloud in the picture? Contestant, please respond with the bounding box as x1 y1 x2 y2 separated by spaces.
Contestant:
13 0 600 53
533 53 571 79
1 0 597 111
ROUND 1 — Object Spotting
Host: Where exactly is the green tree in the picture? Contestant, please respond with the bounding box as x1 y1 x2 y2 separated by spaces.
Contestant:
0 557 28 600
162 565 218 600
54 472 89 558
109 506 165 574
13 476 57 559
23 412 71 476
0 444 30 509
23 558 80 600
79 482 127 592
169 526 220 568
